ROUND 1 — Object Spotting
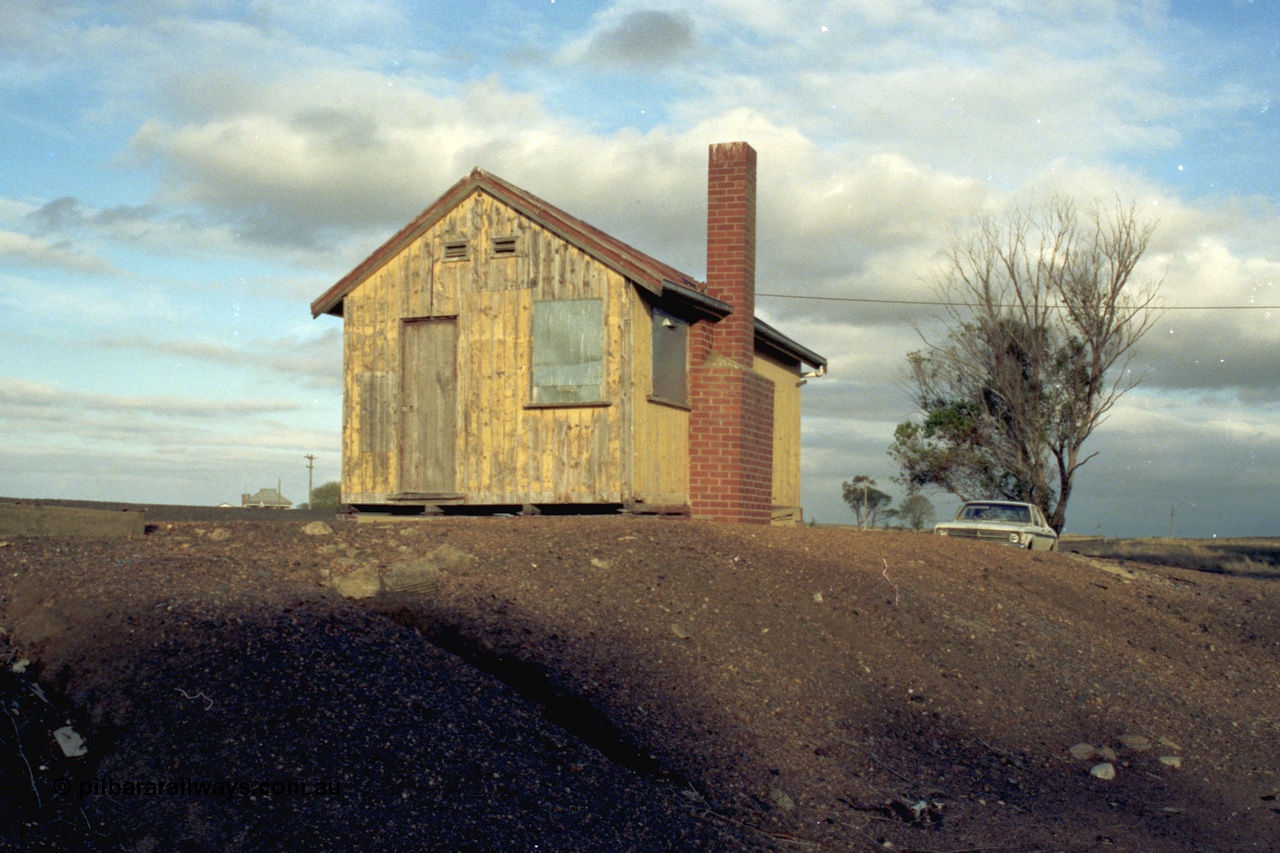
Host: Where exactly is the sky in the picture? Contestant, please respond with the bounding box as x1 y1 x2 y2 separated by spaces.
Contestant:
1 0 1277 538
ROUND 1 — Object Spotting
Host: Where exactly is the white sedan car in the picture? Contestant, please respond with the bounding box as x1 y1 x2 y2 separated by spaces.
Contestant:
934 500 1059 551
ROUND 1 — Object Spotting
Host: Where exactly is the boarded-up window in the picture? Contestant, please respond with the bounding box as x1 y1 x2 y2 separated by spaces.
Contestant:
357 371 394 452
532 299 604 404
491 236 517 257
651 309 688 405
443 240 468 261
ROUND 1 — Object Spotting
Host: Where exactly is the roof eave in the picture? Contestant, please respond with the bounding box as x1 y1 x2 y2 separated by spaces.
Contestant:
659 280 731 319
312 167 710 319
477 171 702 297
310 169 489 318
754 317 827 372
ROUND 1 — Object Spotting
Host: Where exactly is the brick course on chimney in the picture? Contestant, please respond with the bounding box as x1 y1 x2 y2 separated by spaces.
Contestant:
689 142 775 524
704 141 757 367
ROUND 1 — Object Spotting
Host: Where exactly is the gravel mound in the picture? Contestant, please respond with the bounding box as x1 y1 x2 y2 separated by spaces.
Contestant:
1 516 1276 851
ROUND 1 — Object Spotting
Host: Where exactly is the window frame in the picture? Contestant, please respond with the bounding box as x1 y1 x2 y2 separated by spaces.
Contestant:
648 307 689 409
527 297 608 407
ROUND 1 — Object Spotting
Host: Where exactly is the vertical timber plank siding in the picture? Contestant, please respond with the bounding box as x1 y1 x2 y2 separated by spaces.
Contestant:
618 279 634 507
435 205 471 315
463 288 491 497
338 187 659 508
492 286 512 499
753 353 803 513
431 228 457 317
343 226 452 504
406 239 429 317
631 290 690 505
343 265 400 502
602 267 626 501
341 307 361 499
447 192 624 505
516 286 538 498
463 285 519 501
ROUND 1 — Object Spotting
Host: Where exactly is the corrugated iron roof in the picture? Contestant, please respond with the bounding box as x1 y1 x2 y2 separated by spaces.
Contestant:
311 167 825 371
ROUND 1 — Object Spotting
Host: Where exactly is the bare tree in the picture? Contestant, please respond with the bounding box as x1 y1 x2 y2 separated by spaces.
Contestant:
890 197 1162 533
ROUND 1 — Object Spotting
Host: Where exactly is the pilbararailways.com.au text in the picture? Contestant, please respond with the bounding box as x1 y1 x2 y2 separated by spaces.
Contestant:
66 777 342 800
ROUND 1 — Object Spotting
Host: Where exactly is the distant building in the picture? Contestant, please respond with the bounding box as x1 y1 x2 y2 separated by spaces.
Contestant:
242 485 292 509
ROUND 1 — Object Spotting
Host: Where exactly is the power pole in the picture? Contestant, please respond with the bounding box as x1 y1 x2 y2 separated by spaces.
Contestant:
304 454 316 509
1169 501 1188 539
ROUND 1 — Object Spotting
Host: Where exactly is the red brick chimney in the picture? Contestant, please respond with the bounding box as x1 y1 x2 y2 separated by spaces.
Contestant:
688 142 774 524
704 142 757 366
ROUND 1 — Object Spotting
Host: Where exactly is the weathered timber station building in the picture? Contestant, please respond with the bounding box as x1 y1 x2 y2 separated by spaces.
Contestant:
311 142 826 523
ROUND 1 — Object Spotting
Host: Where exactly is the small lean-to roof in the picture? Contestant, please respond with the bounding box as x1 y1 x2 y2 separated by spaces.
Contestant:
310 167 706 319
754 317 827 372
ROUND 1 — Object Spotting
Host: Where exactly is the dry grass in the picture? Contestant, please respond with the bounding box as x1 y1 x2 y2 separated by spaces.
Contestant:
1064 535 1280 579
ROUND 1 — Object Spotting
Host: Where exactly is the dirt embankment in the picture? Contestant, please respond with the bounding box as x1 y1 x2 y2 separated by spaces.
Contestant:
1 515 1277 851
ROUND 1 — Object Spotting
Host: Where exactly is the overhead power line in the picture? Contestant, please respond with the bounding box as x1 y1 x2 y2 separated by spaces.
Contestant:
756 293 1280 311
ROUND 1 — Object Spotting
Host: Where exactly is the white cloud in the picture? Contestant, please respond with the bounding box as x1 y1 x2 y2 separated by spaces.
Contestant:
0 376 334 506
127 70 600 248
98 329 342 388
0 377 302 420
0 440 340 506
0 229 116 273
245 0 407 40
1061 391 1280 534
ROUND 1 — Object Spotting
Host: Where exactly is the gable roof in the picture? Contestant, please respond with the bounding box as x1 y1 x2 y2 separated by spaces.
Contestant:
310 167 706 318
311 168 825 371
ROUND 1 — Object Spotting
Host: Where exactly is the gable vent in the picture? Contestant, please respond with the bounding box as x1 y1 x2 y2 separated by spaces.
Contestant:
443 240 468 261
492 236 518 257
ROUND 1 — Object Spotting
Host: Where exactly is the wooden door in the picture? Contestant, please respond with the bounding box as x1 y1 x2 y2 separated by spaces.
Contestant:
400 318 457 496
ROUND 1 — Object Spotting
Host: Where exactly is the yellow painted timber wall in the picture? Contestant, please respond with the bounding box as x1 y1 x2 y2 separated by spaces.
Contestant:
753 351 803 513
341 274 399 504
630 289 691 507
341 190 632 505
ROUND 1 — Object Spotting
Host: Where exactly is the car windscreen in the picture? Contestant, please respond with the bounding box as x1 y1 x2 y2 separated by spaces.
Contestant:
958 503 1031 523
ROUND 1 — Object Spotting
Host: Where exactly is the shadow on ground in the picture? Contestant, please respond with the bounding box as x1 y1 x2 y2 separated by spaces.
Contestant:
1 594 762 851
